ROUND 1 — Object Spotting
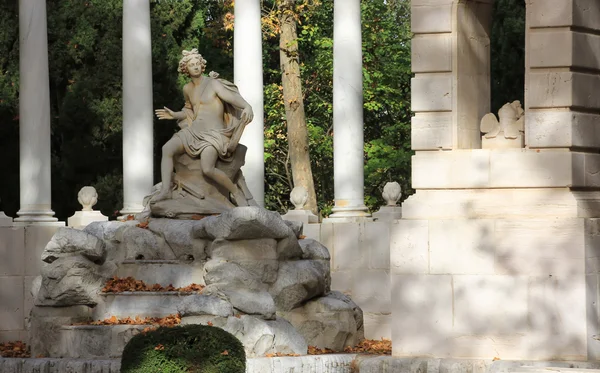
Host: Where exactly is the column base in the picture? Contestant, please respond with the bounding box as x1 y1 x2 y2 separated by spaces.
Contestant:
118 204 145 221
327 204 371 221
15 209 58 223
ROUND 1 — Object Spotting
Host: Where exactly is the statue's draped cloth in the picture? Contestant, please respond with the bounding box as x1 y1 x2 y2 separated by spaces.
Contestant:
175 77 245 162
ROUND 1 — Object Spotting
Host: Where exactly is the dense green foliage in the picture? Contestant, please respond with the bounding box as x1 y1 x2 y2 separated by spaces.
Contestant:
120 325 245 373
0 0 525 219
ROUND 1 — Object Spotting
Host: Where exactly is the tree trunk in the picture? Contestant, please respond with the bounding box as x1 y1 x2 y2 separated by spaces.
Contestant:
278 0 318 215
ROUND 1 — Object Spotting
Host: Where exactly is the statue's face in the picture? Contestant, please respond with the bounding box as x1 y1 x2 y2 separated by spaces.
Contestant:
187 57 204 77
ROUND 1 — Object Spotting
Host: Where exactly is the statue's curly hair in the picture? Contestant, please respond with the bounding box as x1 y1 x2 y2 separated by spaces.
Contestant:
178 49 207 76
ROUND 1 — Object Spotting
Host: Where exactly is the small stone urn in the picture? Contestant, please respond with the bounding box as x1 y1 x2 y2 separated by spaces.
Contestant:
373 182 402 221
281 186 318 224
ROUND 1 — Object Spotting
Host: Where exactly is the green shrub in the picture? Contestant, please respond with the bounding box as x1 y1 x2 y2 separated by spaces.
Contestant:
120 325 246 373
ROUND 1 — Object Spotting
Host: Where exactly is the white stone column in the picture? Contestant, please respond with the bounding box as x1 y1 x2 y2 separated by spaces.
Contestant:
329 0 370 219
121 0 154 217
234 0 265 207
15 0 57 222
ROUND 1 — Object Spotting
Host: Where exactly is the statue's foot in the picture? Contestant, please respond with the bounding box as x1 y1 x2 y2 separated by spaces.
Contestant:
150 189 172 204
232 190 249 207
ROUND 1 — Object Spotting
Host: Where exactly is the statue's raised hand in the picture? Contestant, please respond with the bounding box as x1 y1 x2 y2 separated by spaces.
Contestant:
240 106 254 125
155 107 175 120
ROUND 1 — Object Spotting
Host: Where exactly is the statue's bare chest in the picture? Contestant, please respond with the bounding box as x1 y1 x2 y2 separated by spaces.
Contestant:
188 81 215 106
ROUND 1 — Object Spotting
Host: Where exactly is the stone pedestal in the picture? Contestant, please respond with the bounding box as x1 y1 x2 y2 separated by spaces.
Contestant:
120 0 154 217
281 210 318 225
372 206 402 221
67 211 108 229
234 0 265 207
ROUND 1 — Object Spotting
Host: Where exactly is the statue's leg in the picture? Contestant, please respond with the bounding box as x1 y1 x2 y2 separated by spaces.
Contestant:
200 146 249 207
152 136 184 203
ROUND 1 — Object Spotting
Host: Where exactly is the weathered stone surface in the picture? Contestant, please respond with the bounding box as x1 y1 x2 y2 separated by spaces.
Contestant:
177 294 233 318
147 219 208 260
299 239 331 260
328 291 364 340
269 260 329 311
223 315 307 357
203 258 277 290
284 220 303 238
83 221 137 242
209 238 278 261
276 231 304 260
42 228 106 264
203 284 276 320
193 207 292 240
278 292 362 351
29 305 94 358
36 256 117 306
120 226 175 260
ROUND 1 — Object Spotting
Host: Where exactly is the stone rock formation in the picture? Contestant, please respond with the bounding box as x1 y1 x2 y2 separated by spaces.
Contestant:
30 206 364 358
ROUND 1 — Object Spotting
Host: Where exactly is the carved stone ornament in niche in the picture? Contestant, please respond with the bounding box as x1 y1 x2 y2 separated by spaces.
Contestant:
480 100 525 149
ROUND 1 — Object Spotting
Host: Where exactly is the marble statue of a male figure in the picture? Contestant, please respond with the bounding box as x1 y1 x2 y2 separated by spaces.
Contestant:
153 49 253 207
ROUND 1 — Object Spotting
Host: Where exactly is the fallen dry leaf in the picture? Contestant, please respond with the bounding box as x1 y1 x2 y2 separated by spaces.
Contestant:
73 314 182 328
0 341 30 358
102 276 204 294
136 221 149 229
221 350 229 356
299 235 307 239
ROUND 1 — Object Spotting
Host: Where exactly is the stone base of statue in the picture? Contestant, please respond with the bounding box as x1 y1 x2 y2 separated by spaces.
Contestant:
141 145 256 219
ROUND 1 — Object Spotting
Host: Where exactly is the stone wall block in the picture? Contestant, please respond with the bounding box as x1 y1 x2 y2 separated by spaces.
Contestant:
351 270 390 314
412 34 452 73
453 275 528 335
0 277 24 330
332 223 363 270
526 111 600 149
411 1 452 34
429 220 495 275
528 72 600 110
411 113 453 150
0 227 25 276
365 222 390 269
411 75 453 112
412 150 490 189
390 220 429 274
391 274 453 356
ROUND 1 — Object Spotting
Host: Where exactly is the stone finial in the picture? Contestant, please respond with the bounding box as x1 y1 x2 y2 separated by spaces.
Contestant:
78 187 98 211
382 182 401 206
290 186 309 210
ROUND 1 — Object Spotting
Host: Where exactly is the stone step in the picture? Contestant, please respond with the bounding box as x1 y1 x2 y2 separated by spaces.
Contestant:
0 354 358 373
512 369 600 373
55 324 147 359
93 292 197 319
116 260 205 288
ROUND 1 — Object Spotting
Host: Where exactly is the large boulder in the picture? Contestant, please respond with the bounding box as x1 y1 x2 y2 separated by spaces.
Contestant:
269 260 329 311
203 284 276 320
120 226 176 260
222 315 307 357
147 218 209 260
177 294 233 318
193 207 293 240
42 228 107 264
278 292 363 351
